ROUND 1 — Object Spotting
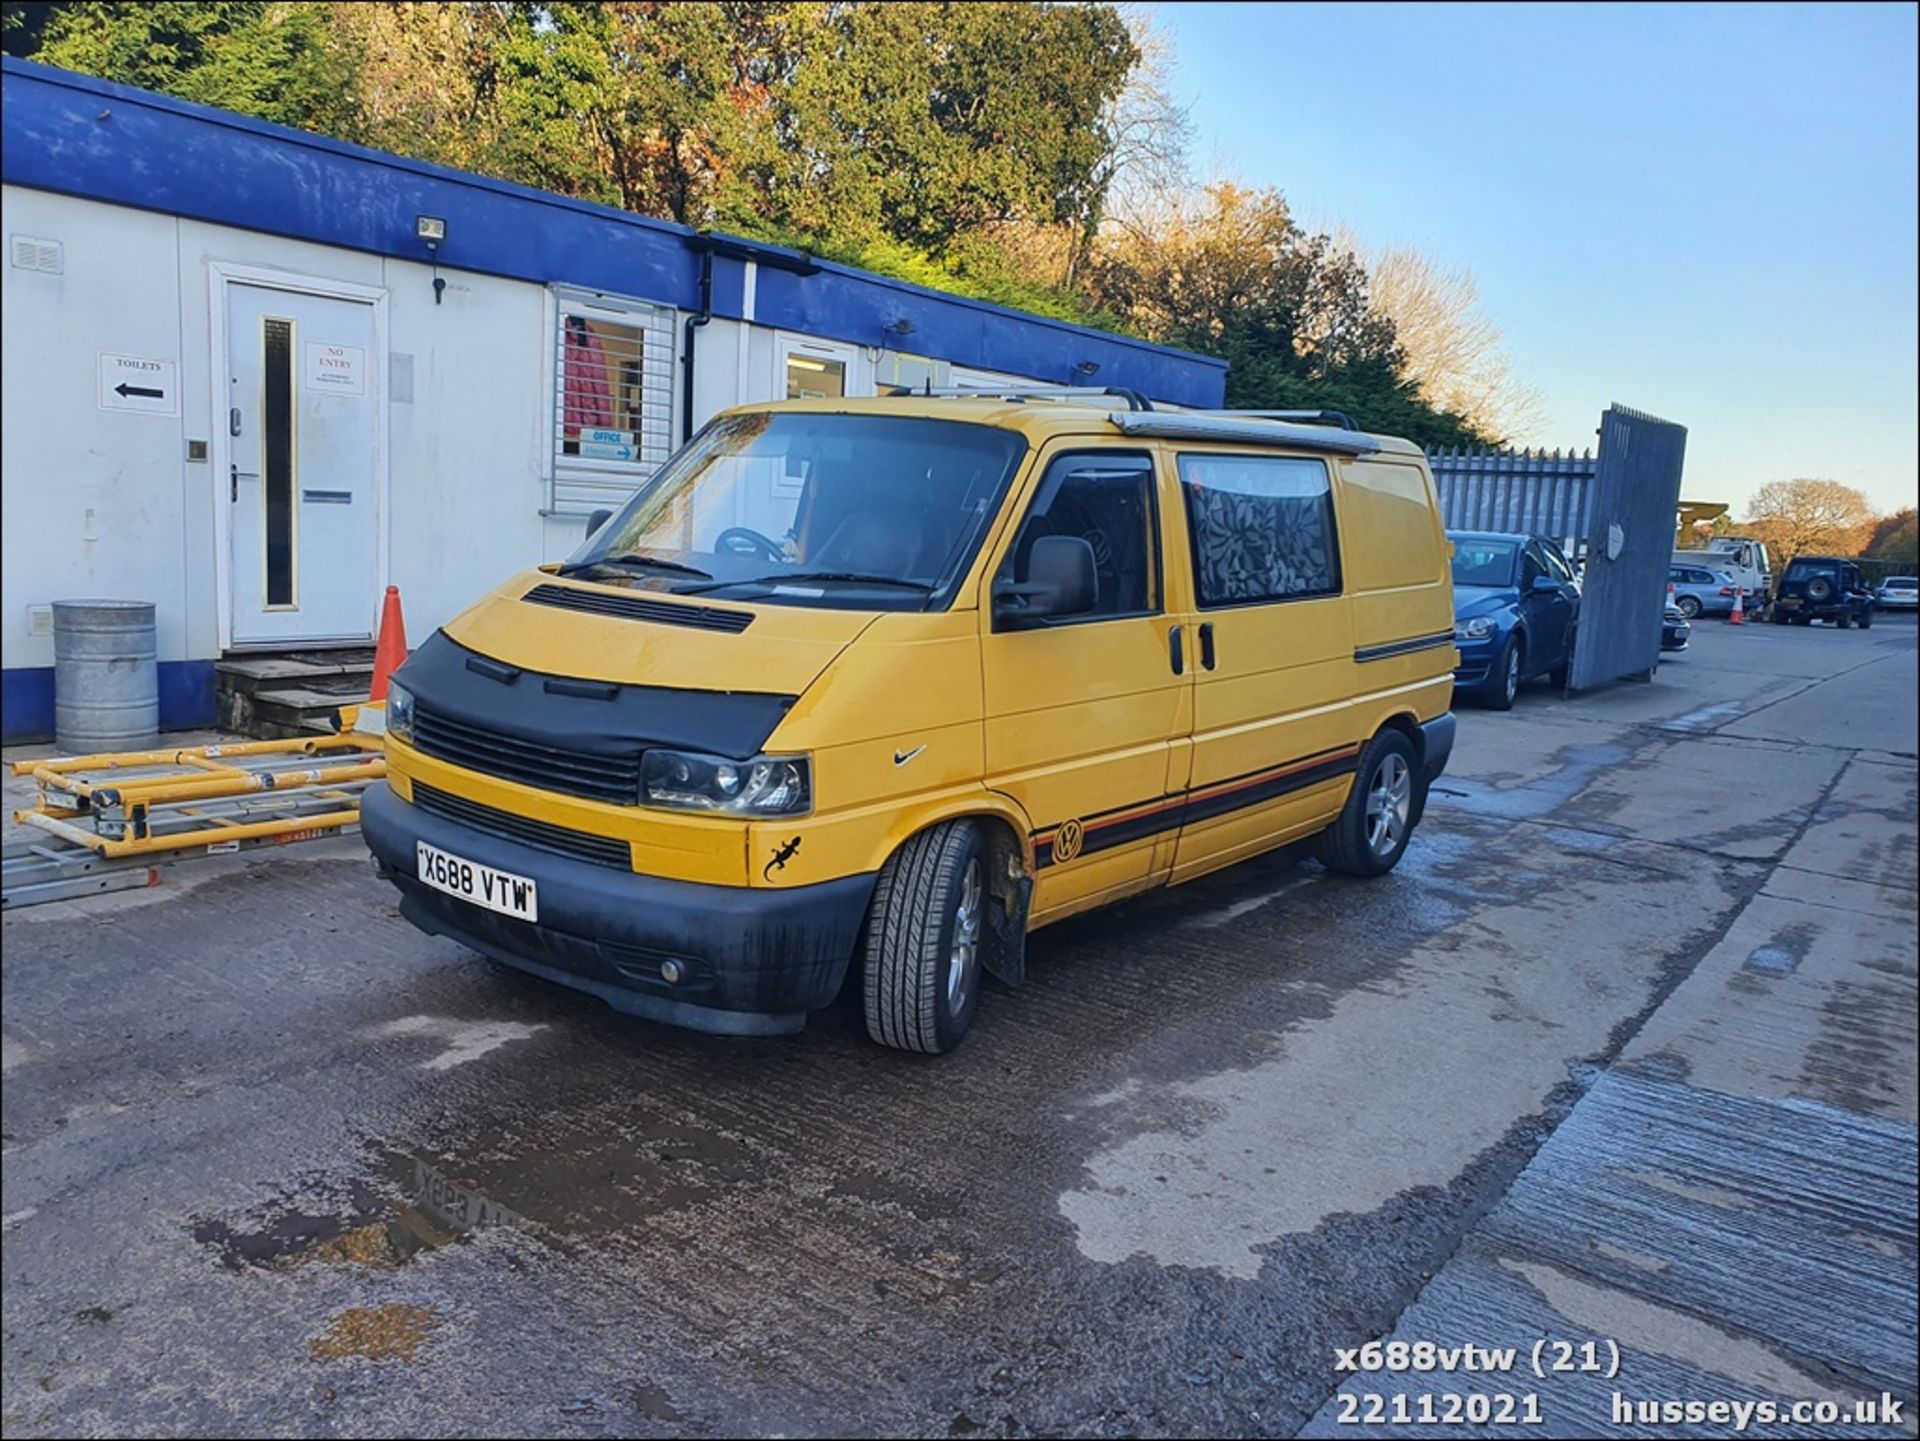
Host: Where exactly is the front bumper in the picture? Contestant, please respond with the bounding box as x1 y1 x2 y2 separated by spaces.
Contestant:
1452 638 1495 688
362 783 874 1035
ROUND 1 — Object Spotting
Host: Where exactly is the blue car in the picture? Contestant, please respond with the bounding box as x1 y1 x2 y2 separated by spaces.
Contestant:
1447 531 1581 709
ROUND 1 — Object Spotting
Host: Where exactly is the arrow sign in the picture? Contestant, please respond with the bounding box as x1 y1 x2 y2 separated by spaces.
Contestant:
98 353 179 415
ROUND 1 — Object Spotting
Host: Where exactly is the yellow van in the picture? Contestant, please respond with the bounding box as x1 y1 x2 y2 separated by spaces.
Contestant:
364 392 1456 1052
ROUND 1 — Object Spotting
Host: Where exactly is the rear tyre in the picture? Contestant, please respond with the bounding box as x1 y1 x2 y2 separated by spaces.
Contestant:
1484 635 1522 711
1770 608 1789 625
1835 610 1852 630
862 819 986 1054
1548 641 1574 689
1315 729 1420 878
1675 595 1702 619
1858 607 1873 630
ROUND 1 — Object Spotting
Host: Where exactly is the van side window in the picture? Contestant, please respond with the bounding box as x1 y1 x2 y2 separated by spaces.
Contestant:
1003 451 1158 621
1177 454 1338 607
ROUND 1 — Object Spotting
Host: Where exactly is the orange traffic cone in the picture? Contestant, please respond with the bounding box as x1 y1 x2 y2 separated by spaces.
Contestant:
370 585 409 701
1729 587 1745 625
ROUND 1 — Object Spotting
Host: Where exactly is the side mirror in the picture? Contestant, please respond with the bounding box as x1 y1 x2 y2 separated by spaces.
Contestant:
1530 574 1560 593
586 508 613 537
994 535 1098 624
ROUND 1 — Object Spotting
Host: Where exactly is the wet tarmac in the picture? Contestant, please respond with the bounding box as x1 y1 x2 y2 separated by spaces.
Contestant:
4 619 1914 1436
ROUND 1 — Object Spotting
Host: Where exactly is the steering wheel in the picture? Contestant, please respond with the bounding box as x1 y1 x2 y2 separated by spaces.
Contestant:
712 526 785 563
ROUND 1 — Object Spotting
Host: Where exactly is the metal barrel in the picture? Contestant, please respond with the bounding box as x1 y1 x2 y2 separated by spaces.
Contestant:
53 600 159 754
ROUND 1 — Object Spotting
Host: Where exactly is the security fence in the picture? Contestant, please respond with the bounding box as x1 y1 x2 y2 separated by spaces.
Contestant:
1429 446 1596 558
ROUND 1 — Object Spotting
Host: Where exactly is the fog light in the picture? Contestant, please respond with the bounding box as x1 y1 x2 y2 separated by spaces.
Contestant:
659 959 684 985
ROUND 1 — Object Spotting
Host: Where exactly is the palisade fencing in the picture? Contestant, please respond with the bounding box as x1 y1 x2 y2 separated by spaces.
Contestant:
1428 446 1596 558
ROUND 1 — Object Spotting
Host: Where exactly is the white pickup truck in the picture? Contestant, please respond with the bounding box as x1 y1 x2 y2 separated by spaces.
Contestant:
1673 536 1772 607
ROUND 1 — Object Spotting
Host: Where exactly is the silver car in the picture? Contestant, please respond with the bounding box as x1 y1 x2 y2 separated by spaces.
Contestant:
1874 575 1919 610
1667 562 1738 618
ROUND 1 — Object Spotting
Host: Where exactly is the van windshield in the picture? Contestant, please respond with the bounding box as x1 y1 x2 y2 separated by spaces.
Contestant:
562 412 1027 610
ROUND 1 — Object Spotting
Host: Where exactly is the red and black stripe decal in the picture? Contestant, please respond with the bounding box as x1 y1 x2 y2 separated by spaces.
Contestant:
1031 742 1362 869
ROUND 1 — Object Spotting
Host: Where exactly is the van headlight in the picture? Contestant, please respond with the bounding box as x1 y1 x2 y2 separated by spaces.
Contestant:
1454 616 1497 641
386 681 415 744
640 749 811 817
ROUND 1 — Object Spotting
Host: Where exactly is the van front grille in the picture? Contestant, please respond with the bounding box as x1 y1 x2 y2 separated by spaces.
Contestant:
411 705 640 805
410 782 632 870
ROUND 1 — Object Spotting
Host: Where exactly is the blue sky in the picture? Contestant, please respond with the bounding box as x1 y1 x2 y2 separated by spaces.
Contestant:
1155 2 1918 514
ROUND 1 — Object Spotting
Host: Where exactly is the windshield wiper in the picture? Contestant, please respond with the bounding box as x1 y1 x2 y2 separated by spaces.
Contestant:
676 571 934 595
555 552 712 580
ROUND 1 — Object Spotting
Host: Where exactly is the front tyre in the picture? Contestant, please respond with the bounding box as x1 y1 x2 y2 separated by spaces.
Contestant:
1316 730 1420 878
862 819 986 1054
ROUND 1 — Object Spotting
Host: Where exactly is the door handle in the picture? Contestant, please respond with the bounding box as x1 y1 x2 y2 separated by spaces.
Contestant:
1199 622 1216 671
1169 624 1185 675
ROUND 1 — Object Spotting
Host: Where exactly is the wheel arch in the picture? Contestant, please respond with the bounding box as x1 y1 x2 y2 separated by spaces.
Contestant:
873 800 1033 989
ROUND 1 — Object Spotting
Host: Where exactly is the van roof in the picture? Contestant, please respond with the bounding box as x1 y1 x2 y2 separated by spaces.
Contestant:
723 394 1427 459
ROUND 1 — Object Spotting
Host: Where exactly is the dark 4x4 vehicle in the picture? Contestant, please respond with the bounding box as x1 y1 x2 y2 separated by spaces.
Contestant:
1771 556 1875 629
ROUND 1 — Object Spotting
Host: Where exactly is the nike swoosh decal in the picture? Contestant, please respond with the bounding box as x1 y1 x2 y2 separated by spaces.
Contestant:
893 745 926 766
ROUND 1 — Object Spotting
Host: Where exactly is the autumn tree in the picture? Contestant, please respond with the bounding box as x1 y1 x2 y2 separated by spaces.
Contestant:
1742 479 1876 561
1336 234 1543 444
18 0 359 134
1088 183 1483 448
1864 507 1918 563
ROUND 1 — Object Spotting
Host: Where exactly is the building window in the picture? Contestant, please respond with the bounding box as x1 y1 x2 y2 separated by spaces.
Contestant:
1178 453 1340 607
550 287 675 515
786 352 847 400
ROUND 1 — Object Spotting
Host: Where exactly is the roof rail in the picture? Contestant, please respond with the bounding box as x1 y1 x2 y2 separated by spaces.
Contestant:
1186 408 1359 431
1108 410 1382 455
883 383 1156 412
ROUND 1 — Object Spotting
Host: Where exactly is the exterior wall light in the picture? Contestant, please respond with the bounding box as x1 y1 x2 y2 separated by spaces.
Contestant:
416 215 448 303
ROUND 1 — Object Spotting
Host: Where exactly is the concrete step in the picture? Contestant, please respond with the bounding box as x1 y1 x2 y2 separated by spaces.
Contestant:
217 654 374 738
215 649 375 696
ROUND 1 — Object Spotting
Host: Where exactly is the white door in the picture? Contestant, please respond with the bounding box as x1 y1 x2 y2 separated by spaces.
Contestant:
227 283 380 644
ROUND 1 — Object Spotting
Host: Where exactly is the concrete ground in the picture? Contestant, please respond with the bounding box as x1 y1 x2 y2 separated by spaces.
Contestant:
3 617 1914 1438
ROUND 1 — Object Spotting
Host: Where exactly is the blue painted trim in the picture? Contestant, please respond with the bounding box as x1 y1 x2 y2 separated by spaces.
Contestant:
1 667 53 744
1 660 216 743
158 660 218 731
1 58 1227 407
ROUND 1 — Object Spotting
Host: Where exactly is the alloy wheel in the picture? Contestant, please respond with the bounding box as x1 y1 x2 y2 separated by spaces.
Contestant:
1365 753 1413 857
947 857 983 1009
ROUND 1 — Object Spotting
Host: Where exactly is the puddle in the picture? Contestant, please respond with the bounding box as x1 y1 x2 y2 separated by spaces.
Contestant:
310 1302 440 1363
191 1158 524 1271
632 1381 684 1423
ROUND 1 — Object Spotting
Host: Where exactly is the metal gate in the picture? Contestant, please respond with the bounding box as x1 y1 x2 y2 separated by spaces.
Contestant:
1568 405 1689 691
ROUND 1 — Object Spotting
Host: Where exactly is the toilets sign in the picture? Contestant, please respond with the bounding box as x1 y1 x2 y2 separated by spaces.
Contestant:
97 353 179 415
303 341 367 396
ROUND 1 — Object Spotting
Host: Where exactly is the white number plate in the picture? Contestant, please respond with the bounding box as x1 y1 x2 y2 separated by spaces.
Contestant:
416 841 538 922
